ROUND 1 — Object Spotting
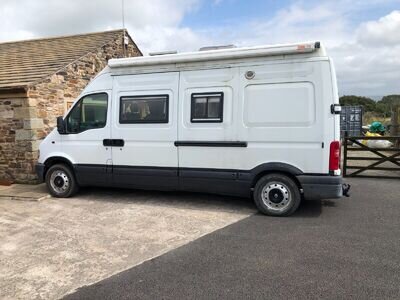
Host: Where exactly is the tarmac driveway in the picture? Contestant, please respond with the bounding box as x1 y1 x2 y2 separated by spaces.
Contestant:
0 187 254 299
65 178 400 300
2 178 400 299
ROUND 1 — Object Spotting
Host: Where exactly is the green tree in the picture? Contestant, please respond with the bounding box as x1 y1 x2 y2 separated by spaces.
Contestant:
377 95 400 117
340 94 400 121
339 95 376 112
375 101 390 117
379 95 400 107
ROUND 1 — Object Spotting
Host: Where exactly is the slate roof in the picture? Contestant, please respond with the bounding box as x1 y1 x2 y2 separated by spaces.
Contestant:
0 29 139 90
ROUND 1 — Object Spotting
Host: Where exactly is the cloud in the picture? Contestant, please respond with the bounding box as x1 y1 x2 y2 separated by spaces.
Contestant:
0 0 199 42
174 3 400 96
0 0 207 53
133 25 211 53
357 10 400 46
0 0 399 96
236 3 350 47
330 10 400 95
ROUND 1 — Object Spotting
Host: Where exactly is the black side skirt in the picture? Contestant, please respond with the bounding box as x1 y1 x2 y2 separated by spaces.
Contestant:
73 163 343 200
74 164 252 196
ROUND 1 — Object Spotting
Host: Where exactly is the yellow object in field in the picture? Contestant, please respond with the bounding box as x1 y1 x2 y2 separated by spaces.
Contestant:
361 131 381 146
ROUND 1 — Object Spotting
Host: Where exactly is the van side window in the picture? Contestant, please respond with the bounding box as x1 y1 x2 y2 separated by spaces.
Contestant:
120 95 169 124
66 93 108 133
191 92 223 123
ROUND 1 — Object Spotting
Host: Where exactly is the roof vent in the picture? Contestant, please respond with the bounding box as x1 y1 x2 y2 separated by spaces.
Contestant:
199 44 237 51
149 50 178 56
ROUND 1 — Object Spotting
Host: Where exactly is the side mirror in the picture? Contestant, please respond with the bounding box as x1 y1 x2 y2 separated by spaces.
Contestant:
56 116 66 134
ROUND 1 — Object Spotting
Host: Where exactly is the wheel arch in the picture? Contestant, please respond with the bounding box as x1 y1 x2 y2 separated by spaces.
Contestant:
250 163 303 190
42 156 75 180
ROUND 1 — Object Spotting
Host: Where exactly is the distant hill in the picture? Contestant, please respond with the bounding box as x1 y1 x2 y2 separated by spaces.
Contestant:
339 95 400 118
339 95 383 101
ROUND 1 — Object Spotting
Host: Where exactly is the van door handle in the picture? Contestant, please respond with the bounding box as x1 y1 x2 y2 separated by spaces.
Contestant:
112 139 125 147
103 139 112 147
103 139 124 147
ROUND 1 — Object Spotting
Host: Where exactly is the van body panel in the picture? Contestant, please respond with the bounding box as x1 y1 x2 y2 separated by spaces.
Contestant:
37 130 62 165
37 41 344 201
238 61 327 174
177 68 238 172
111 72 179 189
328 58 341 142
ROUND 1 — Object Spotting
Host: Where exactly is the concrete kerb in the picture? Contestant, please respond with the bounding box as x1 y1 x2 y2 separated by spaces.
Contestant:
0 183 50 201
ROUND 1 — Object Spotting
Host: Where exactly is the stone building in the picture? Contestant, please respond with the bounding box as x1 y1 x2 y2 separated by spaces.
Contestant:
0 29 142 184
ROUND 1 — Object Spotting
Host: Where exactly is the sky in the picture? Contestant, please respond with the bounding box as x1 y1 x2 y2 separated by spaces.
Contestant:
0 0 399 96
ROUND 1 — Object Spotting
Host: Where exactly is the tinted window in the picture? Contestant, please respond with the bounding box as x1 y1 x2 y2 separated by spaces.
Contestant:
120 95 169 123
191 92 223 123
66 93 108 133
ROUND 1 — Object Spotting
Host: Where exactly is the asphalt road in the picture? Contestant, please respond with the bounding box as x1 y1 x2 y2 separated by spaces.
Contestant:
65 178 400 299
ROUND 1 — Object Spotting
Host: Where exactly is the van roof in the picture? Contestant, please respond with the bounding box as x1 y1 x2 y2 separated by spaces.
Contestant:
109 41 325 69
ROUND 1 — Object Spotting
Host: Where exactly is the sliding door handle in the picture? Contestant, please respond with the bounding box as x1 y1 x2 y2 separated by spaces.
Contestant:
113 139 125 147
103 139 125 147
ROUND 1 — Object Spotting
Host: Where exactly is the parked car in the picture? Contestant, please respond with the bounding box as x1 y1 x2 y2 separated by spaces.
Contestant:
36 41 348 216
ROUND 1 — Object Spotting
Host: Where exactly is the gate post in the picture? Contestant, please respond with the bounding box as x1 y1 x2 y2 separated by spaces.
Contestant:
343 133 348 177
391 104 400 147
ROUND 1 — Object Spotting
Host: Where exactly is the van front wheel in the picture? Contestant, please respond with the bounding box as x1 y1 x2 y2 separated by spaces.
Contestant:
45 164 78 198
253 174 301 216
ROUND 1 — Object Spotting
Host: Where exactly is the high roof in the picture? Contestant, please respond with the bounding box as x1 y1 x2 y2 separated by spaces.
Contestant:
0 29 141 91
109 41 325 69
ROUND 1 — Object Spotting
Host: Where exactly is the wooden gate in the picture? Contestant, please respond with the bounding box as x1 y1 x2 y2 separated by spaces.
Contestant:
343 136 400 179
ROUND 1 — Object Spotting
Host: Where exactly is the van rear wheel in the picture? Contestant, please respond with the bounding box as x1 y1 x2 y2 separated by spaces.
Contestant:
45 164 78 198
253 173 301 216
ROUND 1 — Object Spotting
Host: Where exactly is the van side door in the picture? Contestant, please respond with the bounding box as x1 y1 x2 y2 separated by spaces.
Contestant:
176 68 249 195
111 72 179 189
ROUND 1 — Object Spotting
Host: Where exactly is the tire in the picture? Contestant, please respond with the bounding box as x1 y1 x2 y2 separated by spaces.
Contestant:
45 164 79 198
253 173 301 216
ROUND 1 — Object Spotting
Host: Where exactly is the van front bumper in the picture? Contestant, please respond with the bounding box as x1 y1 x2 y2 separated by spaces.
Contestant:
35 163 45 183
297 175 346 200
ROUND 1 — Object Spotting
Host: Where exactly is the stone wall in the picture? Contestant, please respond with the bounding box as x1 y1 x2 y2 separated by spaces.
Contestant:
0 92 39 183
0 33 141 184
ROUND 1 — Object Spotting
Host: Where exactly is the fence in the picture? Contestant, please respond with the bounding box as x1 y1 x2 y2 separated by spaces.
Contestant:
343 136 400 179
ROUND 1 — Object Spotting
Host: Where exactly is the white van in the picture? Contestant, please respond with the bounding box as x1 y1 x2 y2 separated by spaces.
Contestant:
36 41 349 216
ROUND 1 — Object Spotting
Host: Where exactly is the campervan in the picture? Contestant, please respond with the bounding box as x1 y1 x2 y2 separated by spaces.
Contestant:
36 41 349 216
